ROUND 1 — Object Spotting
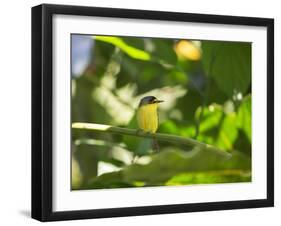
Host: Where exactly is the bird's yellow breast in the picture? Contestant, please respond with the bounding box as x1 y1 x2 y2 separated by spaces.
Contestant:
137 103 159 133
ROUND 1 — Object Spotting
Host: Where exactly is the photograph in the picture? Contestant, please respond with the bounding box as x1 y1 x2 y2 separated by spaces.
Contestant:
71 34 252 190
30 2 274 221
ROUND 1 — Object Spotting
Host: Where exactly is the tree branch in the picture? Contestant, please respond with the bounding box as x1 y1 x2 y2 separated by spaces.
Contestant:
72 122 231 158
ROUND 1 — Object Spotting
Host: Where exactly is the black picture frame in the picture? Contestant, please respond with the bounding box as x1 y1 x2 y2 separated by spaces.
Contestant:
32 3 274 222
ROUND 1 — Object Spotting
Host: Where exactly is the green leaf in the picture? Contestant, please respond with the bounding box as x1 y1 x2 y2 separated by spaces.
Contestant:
159 120 195 138
85 148 251 188
94 36 151 61
195 104 239 151
124 149 250 184
85 171 135 189
195 105 223 133
201 41 251 97
237 95 252 142
165 170 251 185
215 113 238 150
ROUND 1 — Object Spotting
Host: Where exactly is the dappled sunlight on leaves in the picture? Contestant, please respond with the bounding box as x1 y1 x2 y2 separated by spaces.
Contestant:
71 34 252 190
93 86 134 125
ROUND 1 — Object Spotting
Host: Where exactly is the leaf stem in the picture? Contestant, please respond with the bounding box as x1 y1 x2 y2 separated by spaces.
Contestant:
194 51 217 139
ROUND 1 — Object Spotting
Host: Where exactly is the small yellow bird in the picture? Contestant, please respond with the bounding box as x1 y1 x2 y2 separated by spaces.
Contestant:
137 96 164 133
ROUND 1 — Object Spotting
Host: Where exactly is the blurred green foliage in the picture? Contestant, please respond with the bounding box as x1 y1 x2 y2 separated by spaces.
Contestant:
71 35 252 190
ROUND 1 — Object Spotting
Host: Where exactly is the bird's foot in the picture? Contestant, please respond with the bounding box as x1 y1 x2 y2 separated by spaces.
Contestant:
136 129 143 135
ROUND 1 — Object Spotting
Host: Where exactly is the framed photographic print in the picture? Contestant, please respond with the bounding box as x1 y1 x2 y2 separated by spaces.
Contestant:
32 4 274 221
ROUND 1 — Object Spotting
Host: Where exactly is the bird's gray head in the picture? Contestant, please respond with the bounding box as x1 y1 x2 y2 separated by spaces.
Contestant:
138 96 164 107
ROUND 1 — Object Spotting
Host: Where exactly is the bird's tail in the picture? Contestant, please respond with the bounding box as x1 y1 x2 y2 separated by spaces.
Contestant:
151 137 160 152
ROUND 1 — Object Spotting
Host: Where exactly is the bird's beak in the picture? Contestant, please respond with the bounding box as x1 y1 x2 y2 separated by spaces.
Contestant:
156 100 164 103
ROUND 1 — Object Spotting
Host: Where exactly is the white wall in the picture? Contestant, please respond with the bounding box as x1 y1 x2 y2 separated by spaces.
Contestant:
0 0 279 225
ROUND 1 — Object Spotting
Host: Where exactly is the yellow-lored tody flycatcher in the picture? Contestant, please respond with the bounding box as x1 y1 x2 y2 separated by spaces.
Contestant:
137 96 164 150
